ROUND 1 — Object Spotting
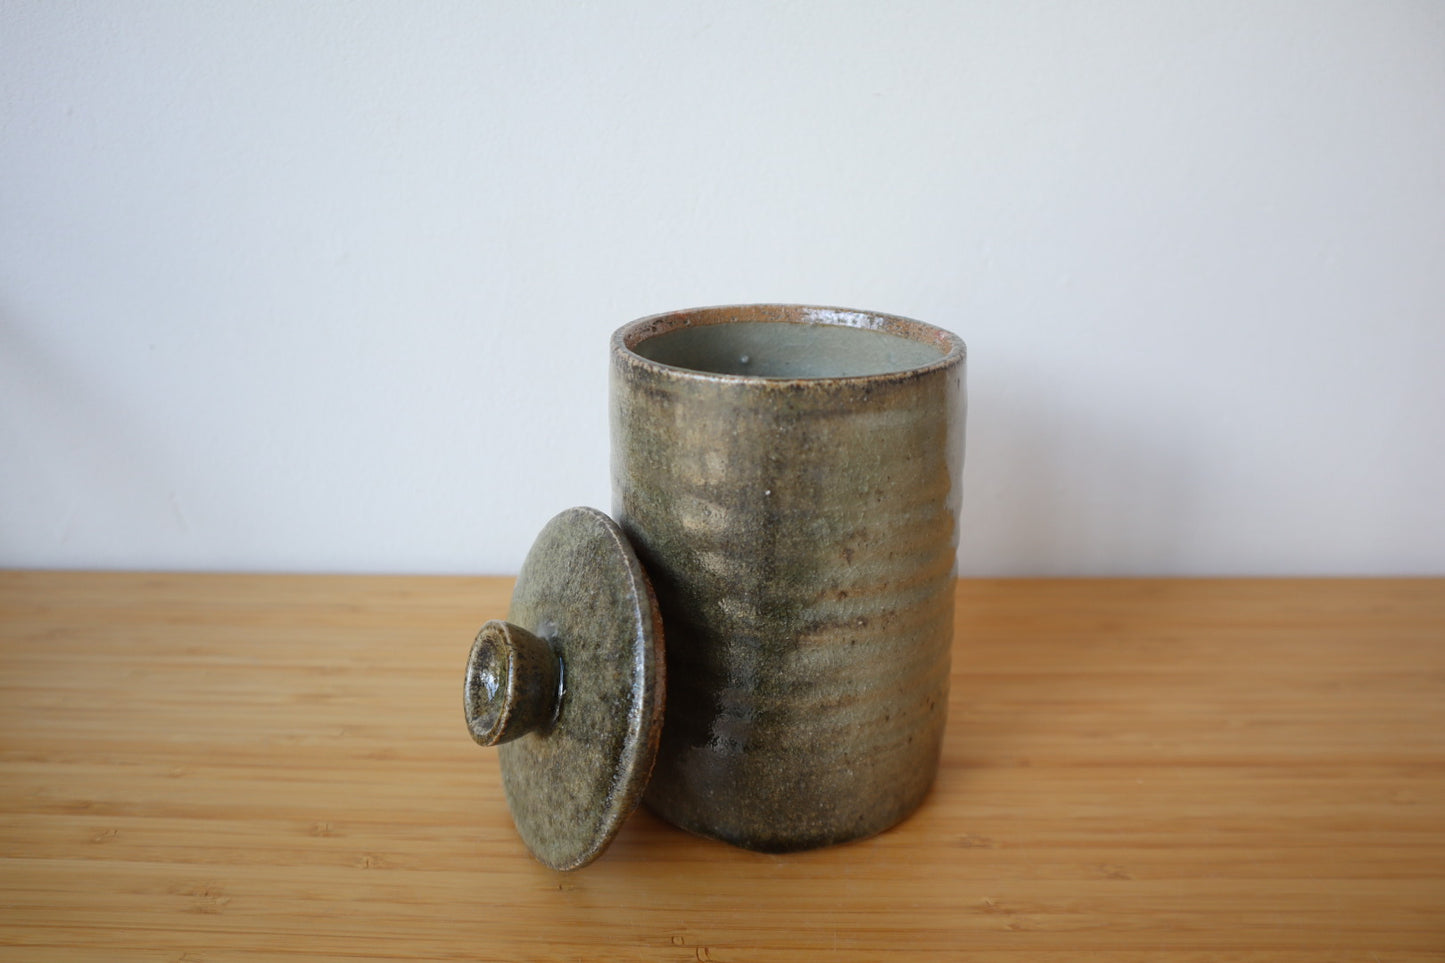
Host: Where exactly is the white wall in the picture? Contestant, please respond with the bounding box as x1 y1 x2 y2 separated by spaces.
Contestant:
3 1 1442 576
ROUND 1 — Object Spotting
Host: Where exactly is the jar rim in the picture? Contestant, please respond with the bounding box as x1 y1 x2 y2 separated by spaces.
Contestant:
611 304 965 386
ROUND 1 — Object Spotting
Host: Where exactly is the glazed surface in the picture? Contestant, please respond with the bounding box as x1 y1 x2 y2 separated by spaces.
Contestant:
611 305 965 851
630 320 945 378
497 507 665 870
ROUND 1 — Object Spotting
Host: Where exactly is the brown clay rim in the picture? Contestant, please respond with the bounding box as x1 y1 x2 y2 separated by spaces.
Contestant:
612 303 965 387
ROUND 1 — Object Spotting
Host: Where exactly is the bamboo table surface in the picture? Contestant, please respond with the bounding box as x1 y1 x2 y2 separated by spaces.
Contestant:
1 573 1442 961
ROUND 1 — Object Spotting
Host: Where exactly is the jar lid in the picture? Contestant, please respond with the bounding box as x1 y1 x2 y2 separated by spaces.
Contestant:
462 507 665 870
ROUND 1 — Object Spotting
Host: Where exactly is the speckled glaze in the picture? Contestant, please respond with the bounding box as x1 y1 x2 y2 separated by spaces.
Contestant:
611 304 965 852
472 507 666 871
464 619 562 748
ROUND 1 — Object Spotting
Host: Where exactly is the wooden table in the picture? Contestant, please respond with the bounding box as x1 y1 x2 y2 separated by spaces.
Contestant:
2 574 1442 960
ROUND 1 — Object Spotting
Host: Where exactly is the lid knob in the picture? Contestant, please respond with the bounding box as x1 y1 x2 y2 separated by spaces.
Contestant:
463 619 562 747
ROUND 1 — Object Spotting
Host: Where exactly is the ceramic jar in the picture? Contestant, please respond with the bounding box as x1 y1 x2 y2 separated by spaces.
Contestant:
465 304 965 868
611 304 965 852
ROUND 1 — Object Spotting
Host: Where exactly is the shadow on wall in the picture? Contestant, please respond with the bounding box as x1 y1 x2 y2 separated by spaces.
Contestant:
957 360 1205 577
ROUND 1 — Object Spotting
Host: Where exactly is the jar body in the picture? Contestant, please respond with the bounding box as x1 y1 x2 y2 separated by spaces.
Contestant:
610 305 965 852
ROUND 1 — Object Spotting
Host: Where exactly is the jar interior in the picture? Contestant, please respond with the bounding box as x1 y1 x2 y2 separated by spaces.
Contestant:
630 321 944 378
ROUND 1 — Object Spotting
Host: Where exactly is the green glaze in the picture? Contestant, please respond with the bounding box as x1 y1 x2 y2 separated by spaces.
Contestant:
470 507 665 871
611 304 966 852
464 620 561 747
631 319 944 378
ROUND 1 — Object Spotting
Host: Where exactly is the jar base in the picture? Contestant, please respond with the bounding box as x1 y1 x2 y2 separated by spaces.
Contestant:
641 767 939 854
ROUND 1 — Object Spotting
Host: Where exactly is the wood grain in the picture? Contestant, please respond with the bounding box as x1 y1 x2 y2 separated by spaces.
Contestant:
2 573 1442 961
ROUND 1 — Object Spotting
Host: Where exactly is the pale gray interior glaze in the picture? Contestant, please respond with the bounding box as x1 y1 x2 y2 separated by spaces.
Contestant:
632 321 945 378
